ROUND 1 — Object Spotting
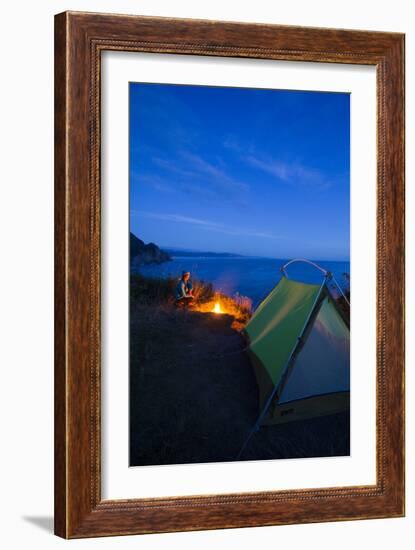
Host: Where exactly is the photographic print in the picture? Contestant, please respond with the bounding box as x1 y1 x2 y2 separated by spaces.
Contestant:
129 82 350 467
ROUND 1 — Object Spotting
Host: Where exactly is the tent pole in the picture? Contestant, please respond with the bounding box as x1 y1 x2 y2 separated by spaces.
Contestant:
236 276 328 460
331 275 350 306
281 258 328 276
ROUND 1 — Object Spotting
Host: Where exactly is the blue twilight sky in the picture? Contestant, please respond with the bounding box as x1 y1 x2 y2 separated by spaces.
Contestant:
129 83 350 260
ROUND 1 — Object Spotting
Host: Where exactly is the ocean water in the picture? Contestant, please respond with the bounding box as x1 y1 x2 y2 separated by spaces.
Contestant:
134 256 350 307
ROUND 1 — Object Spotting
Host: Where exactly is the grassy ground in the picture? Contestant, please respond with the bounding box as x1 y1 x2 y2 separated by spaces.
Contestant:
129 277 349 466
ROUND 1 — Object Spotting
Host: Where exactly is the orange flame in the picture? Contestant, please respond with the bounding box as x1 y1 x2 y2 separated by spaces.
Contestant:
213 301 222 314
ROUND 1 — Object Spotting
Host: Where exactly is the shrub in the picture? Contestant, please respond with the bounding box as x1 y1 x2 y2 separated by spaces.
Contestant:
130 274 216 306
130 274 252 329
130 274 176 305
191 279 215 303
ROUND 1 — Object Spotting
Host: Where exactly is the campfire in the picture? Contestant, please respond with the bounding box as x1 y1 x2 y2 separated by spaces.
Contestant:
191 292 252 331
192 297 226 316
212 301 223 314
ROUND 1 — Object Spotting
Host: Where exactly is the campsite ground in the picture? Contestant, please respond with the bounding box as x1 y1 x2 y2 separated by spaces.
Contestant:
129 299 350 466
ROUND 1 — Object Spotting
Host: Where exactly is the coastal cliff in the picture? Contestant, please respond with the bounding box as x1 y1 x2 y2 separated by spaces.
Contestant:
130 232 171 266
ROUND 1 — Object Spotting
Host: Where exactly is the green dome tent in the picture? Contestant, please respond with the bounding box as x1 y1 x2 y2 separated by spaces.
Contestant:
238 259 350 457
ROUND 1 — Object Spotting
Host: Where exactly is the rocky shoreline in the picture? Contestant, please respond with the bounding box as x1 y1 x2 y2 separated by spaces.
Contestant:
130 232 171 267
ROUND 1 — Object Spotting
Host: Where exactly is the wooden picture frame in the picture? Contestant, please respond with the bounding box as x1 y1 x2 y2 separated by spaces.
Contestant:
54 11 405 538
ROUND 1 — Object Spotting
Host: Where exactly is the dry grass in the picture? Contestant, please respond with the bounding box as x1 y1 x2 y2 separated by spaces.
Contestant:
129 273 349 466
194 292 252 330
131 273 252 330
129 301 350 466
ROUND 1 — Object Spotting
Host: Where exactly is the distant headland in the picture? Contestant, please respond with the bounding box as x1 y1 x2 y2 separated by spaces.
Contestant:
163 248 244 258
130 232 172 267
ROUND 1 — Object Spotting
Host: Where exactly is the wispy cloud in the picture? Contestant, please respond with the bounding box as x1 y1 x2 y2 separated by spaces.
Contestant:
223 135 246 154
134 174 175 194
182 152 246 189
133 169 232 202
150 151 249 200
132 211 283 240
245 155 330 189
246 156 291 181
223 136 332 190
151 157 198 179
137 212 223 229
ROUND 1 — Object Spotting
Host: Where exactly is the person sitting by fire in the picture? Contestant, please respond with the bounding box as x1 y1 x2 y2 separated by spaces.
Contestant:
174 271 194 307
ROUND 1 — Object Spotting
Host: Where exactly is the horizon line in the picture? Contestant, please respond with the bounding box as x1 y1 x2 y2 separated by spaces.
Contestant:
160 244 350 263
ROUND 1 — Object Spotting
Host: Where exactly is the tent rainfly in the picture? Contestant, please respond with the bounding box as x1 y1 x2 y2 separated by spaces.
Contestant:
239 259 350 457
